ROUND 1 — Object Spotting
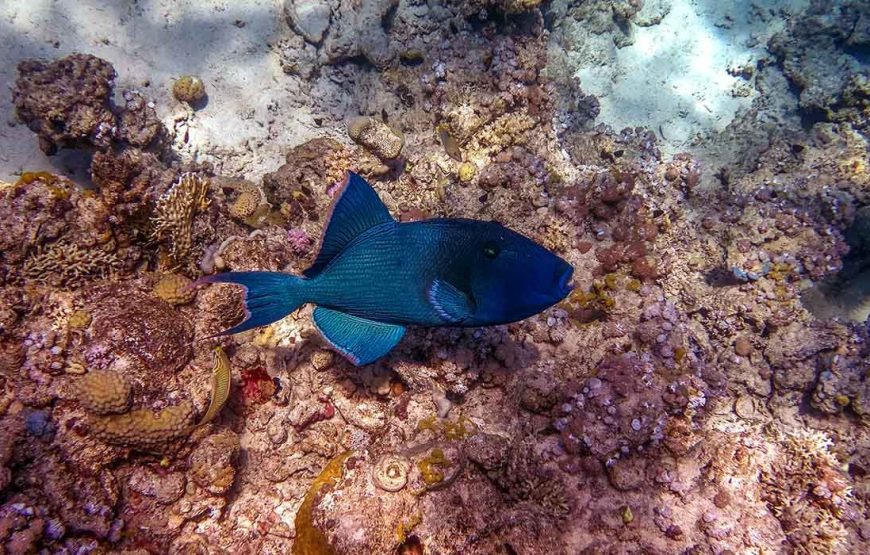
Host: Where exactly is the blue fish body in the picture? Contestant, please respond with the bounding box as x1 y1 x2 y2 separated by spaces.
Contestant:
202 172 573 365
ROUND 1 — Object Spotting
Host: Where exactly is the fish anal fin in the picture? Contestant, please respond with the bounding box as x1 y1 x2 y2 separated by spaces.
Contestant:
312 307 405 366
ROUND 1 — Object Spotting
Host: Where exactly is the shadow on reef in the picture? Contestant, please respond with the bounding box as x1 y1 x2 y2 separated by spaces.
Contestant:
802 204 870 323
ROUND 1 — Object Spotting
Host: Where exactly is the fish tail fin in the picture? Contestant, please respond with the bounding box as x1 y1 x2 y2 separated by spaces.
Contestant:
196 271 306 335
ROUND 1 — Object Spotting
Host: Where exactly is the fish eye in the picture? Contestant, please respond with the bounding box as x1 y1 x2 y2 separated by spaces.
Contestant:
483 242 500 259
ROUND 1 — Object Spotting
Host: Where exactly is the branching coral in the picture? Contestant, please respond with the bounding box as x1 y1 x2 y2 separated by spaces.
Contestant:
760 430 853 554
150 173 210 263
22 241 120 286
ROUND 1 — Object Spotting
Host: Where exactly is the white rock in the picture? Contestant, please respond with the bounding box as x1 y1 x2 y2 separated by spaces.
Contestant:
285 0 332 44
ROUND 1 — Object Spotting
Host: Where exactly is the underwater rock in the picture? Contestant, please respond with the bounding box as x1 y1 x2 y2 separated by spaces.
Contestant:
769 1 870 129
321 0 397 68
262 137 348 213
284 0 332 44
348 116 404 160
128 466 186 505
117 91 164 148
13 54 116 154
189 429 240 496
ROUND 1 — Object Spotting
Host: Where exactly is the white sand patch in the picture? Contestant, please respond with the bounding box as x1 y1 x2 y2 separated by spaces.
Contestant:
0 0 322 181
570 0 808 154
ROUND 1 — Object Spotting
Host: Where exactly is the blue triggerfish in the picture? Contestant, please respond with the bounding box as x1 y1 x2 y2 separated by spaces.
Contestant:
200 172 574 365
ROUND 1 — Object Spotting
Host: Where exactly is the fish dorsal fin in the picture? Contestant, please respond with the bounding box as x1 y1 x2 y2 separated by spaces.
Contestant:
428 279 475 323
312 307 406 365
304 172 394 278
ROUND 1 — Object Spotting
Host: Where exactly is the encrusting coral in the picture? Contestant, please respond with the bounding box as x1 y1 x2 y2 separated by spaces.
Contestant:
152 273 196 306
73 369 131 415
89 401 196 451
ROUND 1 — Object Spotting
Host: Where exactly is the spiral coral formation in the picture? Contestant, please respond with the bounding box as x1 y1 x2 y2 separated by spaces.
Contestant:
372 454 410 492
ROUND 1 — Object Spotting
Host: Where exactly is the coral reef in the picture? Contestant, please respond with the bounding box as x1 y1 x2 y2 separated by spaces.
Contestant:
1 0 869 553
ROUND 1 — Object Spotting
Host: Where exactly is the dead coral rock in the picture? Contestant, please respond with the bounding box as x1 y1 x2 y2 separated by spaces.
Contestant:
517 369 559 414
465 432 510 471
262 137 349 217
117 90 164 148
559 352 707 459
321 0 397 68
128 466 186 505
90 148 176 219
348 116 404 160
769 2 870 129
34 454 120 539
606 456 646 491
189 429 240 495
13 53 117 154
284 0 332 44
765 321 844 371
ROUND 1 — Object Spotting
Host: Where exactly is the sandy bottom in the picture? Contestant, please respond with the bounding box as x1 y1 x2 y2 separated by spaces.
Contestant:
0 0 321 182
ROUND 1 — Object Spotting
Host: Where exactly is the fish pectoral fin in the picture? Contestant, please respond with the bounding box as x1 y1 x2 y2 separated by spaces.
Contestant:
312 307 405 366
428 279 474 323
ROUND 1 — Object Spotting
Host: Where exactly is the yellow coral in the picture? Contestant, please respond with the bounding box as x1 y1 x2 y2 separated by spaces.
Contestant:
294 451 352 555
150 173 210 263
74 369 131 415
89 401 196 450
152 273 196 305
418 448 450 485
67 309 92 330
457 162 476 182
228 191 260 219
172 75 206 104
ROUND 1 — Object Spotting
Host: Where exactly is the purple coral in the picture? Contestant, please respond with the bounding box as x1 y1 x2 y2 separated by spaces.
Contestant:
287 228 313 256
